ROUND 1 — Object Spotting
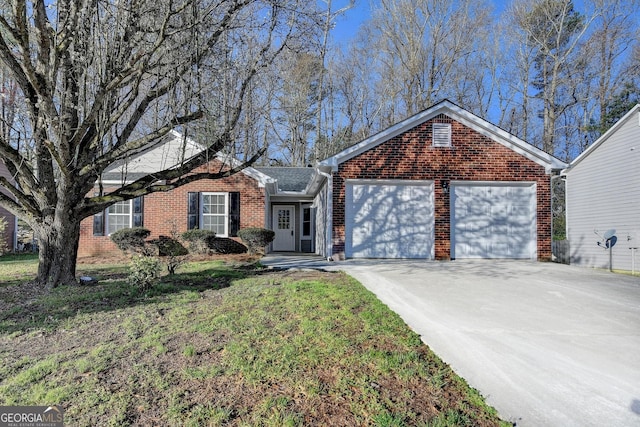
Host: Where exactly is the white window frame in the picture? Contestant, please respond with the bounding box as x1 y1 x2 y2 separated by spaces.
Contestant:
201 192 229 237
106 199 133 235
300 204 313 238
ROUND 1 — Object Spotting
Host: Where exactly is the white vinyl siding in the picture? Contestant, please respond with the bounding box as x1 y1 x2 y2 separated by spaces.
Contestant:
451 183 536 259
201 193 229 237
566 108 640 271
345 181 434 259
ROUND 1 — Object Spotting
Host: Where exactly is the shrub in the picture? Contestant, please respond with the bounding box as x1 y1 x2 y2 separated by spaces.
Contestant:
110 227 151 254
181 229 216 254
238 227 275 255
128 255 161 291
149 236 188 275
208 237 248 254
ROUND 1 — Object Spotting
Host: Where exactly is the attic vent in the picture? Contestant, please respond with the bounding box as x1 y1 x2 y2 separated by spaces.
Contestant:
432 123 451 147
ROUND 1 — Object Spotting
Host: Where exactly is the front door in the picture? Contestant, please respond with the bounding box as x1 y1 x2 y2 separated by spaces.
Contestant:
272 205 296 251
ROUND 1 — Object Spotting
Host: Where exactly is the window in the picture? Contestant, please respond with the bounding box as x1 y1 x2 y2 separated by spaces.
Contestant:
107 200 132 235
202 193 228 236
302 207 311 237
94 196 143 236
187 192 240 237
432 123 452 147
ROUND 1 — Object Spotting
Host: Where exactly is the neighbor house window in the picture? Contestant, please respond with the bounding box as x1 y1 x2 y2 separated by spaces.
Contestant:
187 192 240 237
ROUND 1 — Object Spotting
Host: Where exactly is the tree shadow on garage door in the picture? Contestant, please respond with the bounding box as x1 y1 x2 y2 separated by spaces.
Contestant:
346 183 434 259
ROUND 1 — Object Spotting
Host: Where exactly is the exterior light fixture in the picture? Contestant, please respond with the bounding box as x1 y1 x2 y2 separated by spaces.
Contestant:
441 180 449 194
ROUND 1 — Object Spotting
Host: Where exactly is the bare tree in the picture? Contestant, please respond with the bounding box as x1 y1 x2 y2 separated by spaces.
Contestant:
577 0 640 146
0 0 311 289
508 0 598 155
269 50 323 166
367 0 493 121
313 0 355 162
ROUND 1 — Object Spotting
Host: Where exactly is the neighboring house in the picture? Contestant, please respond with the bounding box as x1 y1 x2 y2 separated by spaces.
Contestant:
0 158 16 252
315 100 566 261
564 104 640 272
78 101 567 261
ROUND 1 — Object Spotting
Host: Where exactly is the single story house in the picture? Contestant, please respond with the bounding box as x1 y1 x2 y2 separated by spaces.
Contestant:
78 100 567 260
0 159 17 252
563 104 640 272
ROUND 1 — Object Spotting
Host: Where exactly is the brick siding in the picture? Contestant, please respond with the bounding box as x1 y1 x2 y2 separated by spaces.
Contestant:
332 115 553 261
78 160 265 257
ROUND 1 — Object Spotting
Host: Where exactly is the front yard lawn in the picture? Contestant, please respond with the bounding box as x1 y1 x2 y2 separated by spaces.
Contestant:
0 256 507 426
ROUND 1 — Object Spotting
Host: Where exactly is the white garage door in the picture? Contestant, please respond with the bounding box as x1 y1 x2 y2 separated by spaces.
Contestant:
346 181 434 258
451 183 536 259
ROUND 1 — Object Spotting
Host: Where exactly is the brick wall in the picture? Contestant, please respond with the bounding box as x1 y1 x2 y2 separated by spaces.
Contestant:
332 114 553 261
78 160 266 257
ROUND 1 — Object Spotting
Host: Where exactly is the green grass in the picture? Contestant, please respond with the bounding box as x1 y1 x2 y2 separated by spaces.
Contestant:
0 258 508 426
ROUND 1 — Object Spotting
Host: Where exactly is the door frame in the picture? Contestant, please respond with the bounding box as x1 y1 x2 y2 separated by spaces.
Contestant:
271 205 296 251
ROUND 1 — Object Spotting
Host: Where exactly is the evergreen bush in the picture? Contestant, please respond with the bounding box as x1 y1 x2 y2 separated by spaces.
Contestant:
238 227 275 255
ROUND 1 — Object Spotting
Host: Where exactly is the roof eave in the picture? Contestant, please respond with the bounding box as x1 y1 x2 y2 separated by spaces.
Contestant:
320 99 566 172
563 104 640 174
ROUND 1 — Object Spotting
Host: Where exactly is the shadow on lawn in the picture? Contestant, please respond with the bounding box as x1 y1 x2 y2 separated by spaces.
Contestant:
0 262 276 335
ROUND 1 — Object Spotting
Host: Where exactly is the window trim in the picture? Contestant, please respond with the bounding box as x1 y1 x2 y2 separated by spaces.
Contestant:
301 205 312 238
200 192 229 237
106 199 133 236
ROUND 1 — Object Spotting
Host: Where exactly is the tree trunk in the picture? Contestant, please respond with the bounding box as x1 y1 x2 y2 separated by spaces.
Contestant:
34 214 81 291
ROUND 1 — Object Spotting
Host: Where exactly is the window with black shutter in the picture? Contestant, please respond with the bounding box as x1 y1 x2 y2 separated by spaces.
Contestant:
187 192 200 229
133 196 144 227
93 211 104 236
229 192 240 237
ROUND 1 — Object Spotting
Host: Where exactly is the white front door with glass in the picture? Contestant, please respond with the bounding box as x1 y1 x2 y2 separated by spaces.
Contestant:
272 205 296 251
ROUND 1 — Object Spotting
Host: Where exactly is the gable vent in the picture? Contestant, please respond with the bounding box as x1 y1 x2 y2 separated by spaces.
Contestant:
432 123 451 147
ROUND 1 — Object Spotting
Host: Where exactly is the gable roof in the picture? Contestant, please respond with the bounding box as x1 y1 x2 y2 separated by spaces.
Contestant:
318 99 567 172
101 130 275 188
563 104 640 173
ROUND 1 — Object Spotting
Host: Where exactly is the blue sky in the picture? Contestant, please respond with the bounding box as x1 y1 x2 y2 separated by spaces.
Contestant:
330 0 511 44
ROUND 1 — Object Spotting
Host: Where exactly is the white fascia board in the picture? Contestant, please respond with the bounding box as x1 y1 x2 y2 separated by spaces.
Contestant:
318 106 445 171
443 105 567 171
169 131 276 188
102 130 275 188
318 100 567 173
562 104 640 174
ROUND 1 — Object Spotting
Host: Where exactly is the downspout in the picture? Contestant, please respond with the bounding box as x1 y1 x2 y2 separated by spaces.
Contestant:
550 172 566 261
317 168 333 261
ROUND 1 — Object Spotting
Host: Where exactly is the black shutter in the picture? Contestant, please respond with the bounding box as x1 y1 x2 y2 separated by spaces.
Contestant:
132 196 144 227
93 211 104 236
187 192 200 229
229 192 240 237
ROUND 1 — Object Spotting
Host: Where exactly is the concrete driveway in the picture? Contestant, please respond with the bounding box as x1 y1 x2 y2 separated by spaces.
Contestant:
262 256 640 426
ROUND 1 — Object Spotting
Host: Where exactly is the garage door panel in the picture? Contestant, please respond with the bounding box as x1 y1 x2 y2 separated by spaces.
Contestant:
452 183 536 259
346 182 434 259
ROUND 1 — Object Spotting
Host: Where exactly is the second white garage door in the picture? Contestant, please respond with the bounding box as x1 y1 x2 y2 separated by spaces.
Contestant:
345 181 434 258
451 183 536 259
